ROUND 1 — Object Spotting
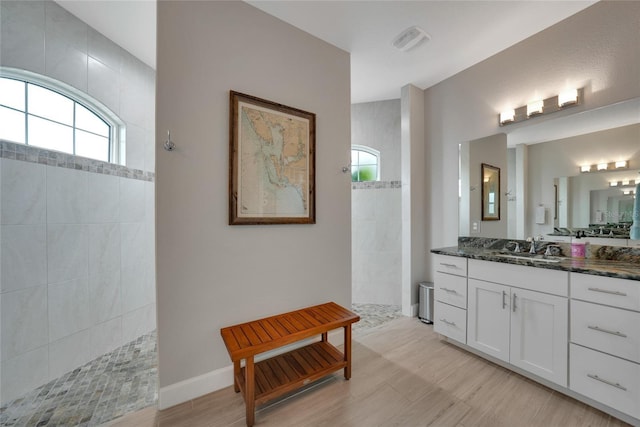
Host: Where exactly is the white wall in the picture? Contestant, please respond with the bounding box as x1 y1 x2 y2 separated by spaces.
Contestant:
401 84 426 315
425 1 640 266
0 0 156 405
351 100 401 306
155 1 351 408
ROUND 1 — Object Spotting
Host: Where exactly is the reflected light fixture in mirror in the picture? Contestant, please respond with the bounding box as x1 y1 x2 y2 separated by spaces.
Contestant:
580 160 630 174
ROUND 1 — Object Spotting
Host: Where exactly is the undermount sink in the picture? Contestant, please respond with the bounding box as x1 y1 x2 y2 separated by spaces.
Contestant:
493 253 565 264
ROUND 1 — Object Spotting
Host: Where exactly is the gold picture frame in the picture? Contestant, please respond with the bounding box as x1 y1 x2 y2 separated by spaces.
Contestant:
229 91 316 225
481 163 500 221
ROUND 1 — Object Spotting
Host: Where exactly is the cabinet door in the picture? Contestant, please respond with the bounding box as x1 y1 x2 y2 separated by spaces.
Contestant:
510 288 568 386
467 279 510 362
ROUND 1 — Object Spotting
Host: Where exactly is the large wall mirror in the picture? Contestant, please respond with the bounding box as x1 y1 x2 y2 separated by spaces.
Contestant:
459 97 640 240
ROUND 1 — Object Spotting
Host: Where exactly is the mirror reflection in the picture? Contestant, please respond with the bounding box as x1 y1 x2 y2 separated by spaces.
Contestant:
459 98 640 242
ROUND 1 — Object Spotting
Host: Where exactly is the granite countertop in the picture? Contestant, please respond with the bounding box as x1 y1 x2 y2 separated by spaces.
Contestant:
431 246 640 282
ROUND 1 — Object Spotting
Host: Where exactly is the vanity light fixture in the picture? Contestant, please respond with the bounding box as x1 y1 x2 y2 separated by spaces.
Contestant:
581 165 592 173
610 181 619 187
558 89 578 107
527 100 544 117
597 163 608 171
498 88 582 126
499 110 515 125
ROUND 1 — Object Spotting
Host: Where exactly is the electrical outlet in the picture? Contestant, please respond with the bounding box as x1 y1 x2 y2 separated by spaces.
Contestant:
472 221 480 233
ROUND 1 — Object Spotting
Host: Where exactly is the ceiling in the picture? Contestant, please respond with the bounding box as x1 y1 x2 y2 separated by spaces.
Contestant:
56 0 596 104
57 1 638 147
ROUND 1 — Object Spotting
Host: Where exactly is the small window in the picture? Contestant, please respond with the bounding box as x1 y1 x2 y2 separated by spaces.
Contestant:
351 145 380 182
0 69 122 164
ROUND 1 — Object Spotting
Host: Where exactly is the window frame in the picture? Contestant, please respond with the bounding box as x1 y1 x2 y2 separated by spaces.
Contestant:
351 144 381 182
0 67 125 164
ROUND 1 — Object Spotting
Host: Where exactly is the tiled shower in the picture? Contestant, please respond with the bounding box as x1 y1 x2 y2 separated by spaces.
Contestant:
0 0 156 407
351 100 402 306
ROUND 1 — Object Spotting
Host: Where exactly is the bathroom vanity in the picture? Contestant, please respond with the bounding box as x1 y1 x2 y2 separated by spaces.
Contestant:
431 241 640 425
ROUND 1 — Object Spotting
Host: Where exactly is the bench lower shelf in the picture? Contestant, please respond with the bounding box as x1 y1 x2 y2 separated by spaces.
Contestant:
236 340 346 406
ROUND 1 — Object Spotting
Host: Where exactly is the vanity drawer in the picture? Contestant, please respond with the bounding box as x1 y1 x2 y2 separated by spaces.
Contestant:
570 344 640 419
468 259 568 297
571 300 640 363
434 301 466 344
434 254 467 276
435 271 467 309
571 273 640 312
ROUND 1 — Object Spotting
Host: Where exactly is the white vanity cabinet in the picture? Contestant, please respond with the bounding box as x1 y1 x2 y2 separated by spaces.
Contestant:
467 259 569 386
433 254 467 344
569 272 640 419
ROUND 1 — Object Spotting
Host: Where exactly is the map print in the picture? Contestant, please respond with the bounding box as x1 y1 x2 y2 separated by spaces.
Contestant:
238 102 310 217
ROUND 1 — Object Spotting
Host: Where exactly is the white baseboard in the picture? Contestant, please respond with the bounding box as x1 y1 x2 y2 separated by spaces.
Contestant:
157 335 341 410
410 303 419 317
158 365 234 410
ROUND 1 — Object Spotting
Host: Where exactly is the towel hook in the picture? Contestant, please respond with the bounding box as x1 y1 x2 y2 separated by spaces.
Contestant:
163 130 175 151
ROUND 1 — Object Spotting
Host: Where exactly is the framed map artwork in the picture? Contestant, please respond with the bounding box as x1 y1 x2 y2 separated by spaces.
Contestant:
229 91 316 225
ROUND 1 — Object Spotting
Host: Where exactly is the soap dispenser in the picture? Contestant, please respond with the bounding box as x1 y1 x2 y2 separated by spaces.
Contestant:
571 232 586 259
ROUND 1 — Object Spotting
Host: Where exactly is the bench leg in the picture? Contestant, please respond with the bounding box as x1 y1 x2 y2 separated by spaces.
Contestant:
321 332 328 342
233 360 240 393
344 325 352 380
245 356 255 427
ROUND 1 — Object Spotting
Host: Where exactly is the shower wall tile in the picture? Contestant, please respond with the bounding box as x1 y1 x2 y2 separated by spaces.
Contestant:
351 189 376 221
46 166 88 224
1 159 46 225
0 0 46 73
88 28 123 73
1 285 48 361
122 303 156 345
47 224 88 284
0 345 48 405
44 1 87 54
121 222 150 312
44 35 88 92
120 177 145 223
144 131 156 172
90 317 122 360
89 268 121 324
88 57 120 115
89 223 120 278
119 56 148 128
48 277 91 342
86 165 119 224
48 329 92 380
125 122 146 171
1 225 47 293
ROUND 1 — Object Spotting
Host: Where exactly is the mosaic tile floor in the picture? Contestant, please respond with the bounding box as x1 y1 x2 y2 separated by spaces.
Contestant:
0 304 402 426
351 303 404 334
0 332 157 427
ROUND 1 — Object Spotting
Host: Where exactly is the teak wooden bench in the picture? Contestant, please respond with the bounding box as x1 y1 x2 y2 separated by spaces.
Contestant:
220 302 360 426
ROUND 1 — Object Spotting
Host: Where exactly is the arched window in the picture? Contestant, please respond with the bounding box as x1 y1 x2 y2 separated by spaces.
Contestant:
0 68 124 164
351 145 380 182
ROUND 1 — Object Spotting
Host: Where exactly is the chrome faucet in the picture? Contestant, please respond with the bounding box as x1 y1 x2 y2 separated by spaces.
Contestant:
508 241 521 253
529 239 537 254
545 244 561 257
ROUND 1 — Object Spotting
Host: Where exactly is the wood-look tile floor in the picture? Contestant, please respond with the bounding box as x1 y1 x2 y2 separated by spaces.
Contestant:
104 317 632 427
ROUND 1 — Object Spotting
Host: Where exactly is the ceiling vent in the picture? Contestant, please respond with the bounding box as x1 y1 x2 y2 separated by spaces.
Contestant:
392 26 430 52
